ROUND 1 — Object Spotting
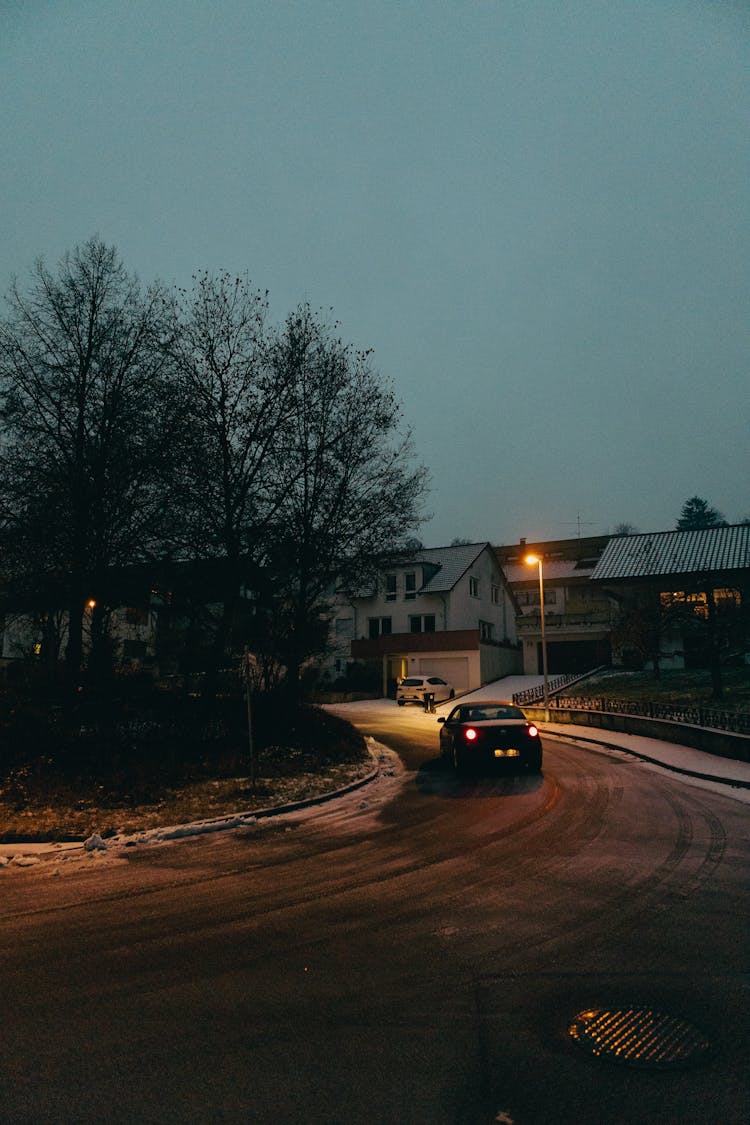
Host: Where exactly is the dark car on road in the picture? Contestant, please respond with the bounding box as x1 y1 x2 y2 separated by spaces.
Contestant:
438 700 542 773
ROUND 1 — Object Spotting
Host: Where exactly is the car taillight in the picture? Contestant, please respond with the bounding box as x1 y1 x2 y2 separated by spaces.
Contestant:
464 727 478 741
527 724 539 738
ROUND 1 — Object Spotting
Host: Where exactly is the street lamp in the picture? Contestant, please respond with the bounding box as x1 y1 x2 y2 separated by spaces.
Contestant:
524 553 549 720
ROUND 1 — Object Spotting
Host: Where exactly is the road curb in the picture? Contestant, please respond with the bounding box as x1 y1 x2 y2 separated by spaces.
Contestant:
542 728 750 790
239 743 384 819
0 742 387 863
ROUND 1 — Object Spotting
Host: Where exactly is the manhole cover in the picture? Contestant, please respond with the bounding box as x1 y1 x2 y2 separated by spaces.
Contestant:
569 1007 710 1069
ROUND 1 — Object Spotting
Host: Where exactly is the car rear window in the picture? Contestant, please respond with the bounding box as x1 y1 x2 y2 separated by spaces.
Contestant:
452 705 525 721
401 678 424 687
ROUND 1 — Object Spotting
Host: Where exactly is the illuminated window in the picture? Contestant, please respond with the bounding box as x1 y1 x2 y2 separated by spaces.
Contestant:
715 588 741 609
660 588 740 618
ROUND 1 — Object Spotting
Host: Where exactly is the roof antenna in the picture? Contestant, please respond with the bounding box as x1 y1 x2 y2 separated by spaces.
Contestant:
561 512 596 537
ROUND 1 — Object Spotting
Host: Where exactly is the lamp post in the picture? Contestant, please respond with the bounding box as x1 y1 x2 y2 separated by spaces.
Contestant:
524 553 549 720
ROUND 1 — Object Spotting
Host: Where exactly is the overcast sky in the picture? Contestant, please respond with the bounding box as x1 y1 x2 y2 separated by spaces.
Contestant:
2 0 748 546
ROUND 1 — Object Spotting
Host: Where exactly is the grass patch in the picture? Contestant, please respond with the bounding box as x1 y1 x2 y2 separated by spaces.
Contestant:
578 667 750 712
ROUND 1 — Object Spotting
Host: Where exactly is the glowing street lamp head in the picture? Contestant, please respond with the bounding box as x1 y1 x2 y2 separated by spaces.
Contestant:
524 553 541 567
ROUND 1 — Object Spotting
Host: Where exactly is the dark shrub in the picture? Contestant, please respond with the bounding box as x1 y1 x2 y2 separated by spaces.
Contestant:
0 685 364 806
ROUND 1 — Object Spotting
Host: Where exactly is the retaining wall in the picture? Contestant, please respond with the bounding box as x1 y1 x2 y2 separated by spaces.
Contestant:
523 706 750 764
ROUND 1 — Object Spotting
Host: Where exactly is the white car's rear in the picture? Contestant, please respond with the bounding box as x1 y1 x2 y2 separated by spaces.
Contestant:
396 675 454 706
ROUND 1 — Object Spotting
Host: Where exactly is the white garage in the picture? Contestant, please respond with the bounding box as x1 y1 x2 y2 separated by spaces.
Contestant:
418 656 471 692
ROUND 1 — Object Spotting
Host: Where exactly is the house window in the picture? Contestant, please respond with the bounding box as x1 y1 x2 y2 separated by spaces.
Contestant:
335 617 354 637
661 588 740 619
518 589 556 607
479 620 495 641
469 576 479 597
409 614 436 633
491 584 500 604
368 617 392 639
385 574 397 602
405 572 417 600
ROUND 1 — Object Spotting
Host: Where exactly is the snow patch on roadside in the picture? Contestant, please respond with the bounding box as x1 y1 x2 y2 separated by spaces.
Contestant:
1 737 394 869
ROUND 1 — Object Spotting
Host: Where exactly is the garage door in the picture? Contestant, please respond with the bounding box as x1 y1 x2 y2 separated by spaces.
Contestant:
418 657 470 692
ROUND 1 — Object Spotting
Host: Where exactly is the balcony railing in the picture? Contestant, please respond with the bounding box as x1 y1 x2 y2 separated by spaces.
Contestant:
516 611 612 632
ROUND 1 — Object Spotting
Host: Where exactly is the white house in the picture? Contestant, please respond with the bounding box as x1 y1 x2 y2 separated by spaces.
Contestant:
326 542 521 696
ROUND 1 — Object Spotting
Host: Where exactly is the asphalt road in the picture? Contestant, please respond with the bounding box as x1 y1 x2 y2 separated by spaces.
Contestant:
1 701 748 1124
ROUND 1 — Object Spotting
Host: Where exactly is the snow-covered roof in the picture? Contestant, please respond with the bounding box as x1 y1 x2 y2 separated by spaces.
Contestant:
591 524 750 582
412 542 492 593
503 557 599 584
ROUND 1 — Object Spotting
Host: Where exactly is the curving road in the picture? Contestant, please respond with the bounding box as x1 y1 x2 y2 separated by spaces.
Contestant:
1 701 747 1124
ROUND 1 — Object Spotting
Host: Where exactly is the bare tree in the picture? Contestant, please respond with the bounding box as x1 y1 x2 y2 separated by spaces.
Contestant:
611 590 679 677
265 304 429 695
165 273 298 686
0 237 173 688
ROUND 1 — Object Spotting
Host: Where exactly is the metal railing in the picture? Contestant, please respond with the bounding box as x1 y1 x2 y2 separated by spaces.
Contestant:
540 694 750 736
513 671 592 705
516 611 612 631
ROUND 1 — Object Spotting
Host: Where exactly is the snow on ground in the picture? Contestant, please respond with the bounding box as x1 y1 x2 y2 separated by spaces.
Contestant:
460 675 545 701
0 737 402 870
5 673 748 868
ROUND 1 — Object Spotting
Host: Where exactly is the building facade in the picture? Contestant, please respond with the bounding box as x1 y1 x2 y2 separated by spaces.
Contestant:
327 542 521 695
3 527 746 690
591 524 750 671
496 535 613 675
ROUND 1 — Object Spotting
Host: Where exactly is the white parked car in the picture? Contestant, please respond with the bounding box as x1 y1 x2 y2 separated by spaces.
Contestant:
396 675 455 707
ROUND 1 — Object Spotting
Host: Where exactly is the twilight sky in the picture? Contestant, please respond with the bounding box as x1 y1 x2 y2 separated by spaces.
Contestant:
2 0 748 547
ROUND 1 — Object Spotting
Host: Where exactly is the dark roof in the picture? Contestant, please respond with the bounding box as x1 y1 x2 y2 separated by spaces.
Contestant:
415 543 491 593
591 524 750 582
342 542 493 599
495 534 611 563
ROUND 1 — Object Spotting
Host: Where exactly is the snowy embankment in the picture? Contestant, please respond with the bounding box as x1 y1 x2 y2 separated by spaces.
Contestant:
0 738 399 870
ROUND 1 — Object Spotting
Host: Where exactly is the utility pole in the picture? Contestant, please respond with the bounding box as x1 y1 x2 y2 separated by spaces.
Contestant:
241 647 258 788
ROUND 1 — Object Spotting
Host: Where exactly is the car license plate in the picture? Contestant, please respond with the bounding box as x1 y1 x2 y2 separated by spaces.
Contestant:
494 748 520 758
